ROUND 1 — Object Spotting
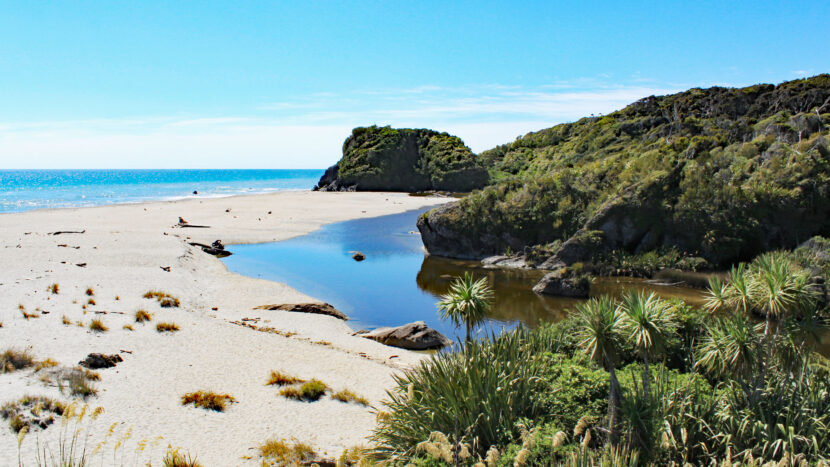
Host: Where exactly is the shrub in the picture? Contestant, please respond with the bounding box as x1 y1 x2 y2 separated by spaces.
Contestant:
279 380 328 401
89 319 108 332
181 391 236 412
135 309 152 323
258 438 316 465
266 370 305 386
1 348 35 373
371 328 557 461
331 389 369 406
156 322 180 333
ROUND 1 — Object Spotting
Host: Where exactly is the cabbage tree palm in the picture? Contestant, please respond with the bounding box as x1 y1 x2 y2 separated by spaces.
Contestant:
618 291 677 399
574 295 624 446
695 314 763 398
437 272 493 342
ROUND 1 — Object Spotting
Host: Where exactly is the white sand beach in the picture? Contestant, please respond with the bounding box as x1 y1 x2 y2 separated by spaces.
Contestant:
0 191 453 466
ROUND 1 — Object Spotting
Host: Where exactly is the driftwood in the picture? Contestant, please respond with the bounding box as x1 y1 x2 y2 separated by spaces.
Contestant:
175 217 210 228
188 240 232 257
49 230 85 235
254 303 347 320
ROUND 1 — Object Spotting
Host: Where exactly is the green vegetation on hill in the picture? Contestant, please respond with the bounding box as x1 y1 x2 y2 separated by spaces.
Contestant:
315 126 489 192
418 75 830 268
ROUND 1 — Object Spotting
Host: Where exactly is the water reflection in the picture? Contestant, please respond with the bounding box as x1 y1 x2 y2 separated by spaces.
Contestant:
222 206 710 341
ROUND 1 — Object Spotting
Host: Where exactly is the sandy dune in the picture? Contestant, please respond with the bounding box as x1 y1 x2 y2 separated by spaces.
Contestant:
0 191 452 465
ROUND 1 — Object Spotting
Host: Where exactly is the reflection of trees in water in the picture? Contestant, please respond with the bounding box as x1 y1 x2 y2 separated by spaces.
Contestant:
416 256 573 327
416 255 710 329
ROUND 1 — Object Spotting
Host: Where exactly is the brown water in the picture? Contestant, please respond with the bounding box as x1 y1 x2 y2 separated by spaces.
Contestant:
417 255 709 327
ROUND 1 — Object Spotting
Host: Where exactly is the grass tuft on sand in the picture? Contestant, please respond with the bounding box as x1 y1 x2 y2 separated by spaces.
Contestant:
332 389 369 406
0 395 66 432
181 391 236 412
89 319 108 332
47 283 59 294
156 322 180 333
144 290 181 308
135 309 152 323
266 370 306 386
279 379 328 402
258 438 316 465
162 447 203 467
1 348 35 373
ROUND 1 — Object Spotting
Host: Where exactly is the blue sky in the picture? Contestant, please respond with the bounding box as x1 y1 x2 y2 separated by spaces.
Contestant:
0 1 827 168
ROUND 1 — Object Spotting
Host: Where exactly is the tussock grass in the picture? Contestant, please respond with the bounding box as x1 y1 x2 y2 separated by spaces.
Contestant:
48 283 60 294
85 287 94 296
332 389 369 406
0 395 66 432
160 297 180 308
156 322 180 333
162 448 203 467
34 358 59 371
144 290 180 308
181 391 236 412
61 315 72 325
266 370 305 386
63 367 99 398
258 438 316 465
89 319 108 332
135 309 152 323
114 295 120 301
1 348 35 373
87 298 96 306
123 324 134 331
279 379 328 401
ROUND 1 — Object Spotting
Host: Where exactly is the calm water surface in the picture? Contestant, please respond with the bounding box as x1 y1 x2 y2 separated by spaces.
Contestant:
222 207 709 340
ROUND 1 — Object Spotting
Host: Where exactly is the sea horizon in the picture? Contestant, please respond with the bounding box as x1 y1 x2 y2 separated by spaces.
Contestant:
0 168 325 213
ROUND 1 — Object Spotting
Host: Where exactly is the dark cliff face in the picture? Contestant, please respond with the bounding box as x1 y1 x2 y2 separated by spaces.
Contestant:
314 126 490 192
418 75 830 267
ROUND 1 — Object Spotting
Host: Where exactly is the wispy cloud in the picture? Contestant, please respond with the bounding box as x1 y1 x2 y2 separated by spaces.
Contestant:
0 79 681 168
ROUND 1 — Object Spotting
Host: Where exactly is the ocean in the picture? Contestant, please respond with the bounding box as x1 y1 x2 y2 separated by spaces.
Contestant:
0 169 324 213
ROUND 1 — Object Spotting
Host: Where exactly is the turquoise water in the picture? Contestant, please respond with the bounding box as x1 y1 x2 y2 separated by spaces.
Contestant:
0 169 323 213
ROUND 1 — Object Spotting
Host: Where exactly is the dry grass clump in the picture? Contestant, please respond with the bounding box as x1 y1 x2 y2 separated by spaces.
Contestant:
339 445 372 466
61 315 72 325
85 287 94 296
156 322 180 333
160 297 180 308
162 448 204 467
89 319 108 332
331 389 369 406
181 391 236 412
123 324 134 331
258 438 316 465
114 295 120 301
1 348 35 373
135 309 152 323
279 379 328 402
144 290 180 308
48 283 60 294
266 370 306 386
34 358 59 371
0 395 66 432
63 367 100 398
87 298 96 306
